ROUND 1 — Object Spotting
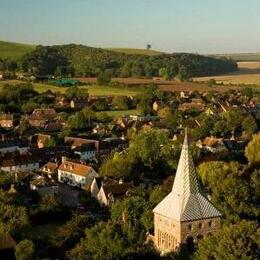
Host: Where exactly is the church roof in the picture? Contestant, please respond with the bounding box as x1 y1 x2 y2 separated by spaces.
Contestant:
153 129 221 222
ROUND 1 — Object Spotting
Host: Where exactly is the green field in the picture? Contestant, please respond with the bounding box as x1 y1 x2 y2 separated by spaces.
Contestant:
0 80 143 96
0 40 35 60
106 48 163 56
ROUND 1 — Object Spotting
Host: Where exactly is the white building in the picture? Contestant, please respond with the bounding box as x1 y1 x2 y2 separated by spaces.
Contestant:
58 160 97 189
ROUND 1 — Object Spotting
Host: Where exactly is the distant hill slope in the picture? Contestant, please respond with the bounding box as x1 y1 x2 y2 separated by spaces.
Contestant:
0 40 35 60
106 48 163 56
213 53 260 61
0 40 238 78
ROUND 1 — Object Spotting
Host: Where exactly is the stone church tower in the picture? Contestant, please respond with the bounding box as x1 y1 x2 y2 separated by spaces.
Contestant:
153 130 221 253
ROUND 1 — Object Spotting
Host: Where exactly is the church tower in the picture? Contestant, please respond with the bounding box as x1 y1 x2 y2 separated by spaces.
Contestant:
153 129 221 253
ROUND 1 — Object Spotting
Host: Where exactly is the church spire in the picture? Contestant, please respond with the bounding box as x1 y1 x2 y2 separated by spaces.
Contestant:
153 128 221 222
172 128 200 195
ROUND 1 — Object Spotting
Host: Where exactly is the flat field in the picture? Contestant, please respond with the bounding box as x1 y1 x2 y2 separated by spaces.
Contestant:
194 62 260 85
0 80 143 96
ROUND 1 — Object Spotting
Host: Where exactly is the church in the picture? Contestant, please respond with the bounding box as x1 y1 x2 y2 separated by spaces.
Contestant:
153 130 222 253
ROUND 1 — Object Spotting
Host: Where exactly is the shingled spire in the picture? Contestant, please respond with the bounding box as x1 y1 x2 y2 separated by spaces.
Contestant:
153 129 221 221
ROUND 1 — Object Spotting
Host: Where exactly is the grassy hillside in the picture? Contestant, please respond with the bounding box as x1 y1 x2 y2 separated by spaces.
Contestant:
0 40 35 60
213 53 260 61
107 48 163 56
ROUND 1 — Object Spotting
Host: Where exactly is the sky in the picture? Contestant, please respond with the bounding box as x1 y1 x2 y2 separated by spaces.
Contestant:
0 0 260 54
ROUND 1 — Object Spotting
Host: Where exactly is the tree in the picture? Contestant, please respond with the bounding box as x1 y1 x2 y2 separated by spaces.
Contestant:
68 111 88 130
54 214 89 250
194 221 259 260
82 106 96 125
241 87 253 99
0 204 29 235
97 71 111 85
112 96 132 110
99 152 134 178
213 119 228 137
39 193 60 212
44 137 56 148
15 239 35 260
198 161 257 222
128 128 179 173
224 109 243 133
111 196 148 226
242 115 257 137
65 86 88 99
21 101 39 114
67 221 155 260
158 106 172 120
245 134 260 165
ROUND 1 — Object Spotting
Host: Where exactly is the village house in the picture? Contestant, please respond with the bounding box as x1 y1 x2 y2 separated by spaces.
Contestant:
179 100 205 112
0 113 20 128
96 179 134 207
40 161 59 180
90 176 118 199
74 143 96 161
0 155 40 173
197 136 228 154
0 140 29 155
70 98 88 110
58 160 98 189
65 137 99 151
28 108 57 128
0 232 16 259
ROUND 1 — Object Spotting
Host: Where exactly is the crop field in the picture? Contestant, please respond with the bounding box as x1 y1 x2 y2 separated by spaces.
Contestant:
193 62 260 86
0 80 144 96
213 53 260 61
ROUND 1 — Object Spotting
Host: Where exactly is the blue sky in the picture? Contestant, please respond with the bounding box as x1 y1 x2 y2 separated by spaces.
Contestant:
0 0 260 53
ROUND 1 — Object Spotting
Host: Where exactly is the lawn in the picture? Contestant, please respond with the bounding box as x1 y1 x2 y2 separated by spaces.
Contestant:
0 80 144 96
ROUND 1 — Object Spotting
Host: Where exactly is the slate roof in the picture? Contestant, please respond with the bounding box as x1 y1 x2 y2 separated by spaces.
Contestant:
153 129 222 222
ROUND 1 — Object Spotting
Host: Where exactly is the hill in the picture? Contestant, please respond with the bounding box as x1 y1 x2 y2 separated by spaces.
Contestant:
21 44 237 78
213 53 260 62
0 40 35 60
106 48 163 56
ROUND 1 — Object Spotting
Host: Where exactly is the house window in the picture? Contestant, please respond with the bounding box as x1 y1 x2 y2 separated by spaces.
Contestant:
208 221 212 227
199 223 202 229
188 224 192 230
